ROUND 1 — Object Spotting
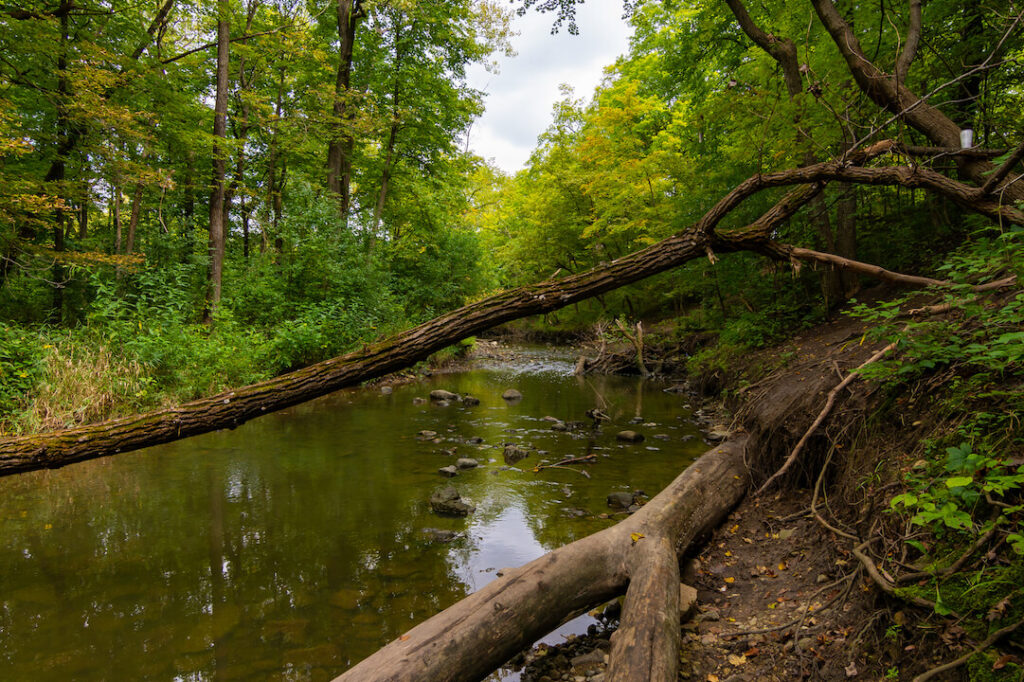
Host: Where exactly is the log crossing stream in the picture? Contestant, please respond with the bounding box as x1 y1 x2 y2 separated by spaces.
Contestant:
0 345 708 680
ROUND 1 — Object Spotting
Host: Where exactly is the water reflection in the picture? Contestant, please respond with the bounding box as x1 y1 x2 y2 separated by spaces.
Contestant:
0 349 704 680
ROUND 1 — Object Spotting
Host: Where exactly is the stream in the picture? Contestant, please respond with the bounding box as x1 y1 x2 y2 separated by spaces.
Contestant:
0 345 706 681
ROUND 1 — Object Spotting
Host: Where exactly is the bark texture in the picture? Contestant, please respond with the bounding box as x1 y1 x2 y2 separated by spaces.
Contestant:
333 436 748 682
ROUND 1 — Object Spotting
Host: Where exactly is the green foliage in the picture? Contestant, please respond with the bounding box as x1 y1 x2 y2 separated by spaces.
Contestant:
0 324 45 425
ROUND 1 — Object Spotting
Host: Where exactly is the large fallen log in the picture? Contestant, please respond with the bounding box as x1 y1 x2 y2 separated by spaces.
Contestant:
334 436 749 682
3 143 1021 477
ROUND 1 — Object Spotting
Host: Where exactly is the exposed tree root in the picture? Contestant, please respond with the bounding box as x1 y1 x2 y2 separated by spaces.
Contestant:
756 343 896 495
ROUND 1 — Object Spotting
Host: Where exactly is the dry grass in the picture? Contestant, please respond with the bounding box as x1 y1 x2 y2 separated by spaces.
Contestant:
15 337 171 434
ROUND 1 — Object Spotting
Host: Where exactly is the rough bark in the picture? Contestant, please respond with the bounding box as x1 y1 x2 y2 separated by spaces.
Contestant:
333 436 748 682
205 0 230 321
126 182 143 255
2 149 1023 476
326 0 362 220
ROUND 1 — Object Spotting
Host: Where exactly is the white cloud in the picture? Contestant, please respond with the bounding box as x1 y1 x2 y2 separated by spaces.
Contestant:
466 1 633 173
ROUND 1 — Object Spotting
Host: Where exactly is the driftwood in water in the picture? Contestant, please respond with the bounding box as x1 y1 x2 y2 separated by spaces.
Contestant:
333 436 748 682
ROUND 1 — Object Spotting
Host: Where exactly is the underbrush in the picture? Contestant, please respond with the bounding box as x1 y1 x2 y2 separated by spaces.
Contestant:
839 227 1024 679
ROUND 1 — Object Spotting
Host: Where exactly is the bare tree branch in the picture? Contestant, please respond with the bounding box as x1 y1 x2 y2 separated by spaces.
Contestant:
895 0 922 83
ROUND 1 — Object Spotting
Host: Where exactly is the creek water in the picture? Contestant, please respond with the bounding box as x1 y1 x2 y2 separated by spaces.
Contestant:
0 346 706 681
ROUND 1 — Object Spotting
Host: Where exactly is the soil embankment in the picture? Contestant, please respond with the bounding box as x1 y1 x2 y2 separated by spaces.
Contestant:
511 312 935 681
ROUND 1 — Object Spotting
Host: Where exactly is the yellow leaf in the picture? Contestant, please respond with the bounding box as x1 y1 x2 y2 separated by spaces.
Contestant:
724 551 732 557
729 524 739 533
44 523 52 530
724 577 735 584
630 532 645 544
778 562 788 571
727 654 747 666
708 675 719 682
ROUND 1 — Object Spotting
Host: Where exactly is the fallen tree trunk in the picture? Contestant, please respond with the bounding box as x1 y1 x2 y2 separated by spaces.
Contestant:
333 436 749 682
3 143 1021 477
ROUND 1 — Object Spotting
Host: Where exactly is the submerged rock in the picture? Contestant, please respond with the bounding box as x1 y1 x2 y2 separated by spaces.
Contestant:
462 395 481 406
503 444 529 464
606 492 634 510
417 430 438 439
412 397 427 405
455 458 479 469
429 389 460 402
430 486 475 516
423 528 462 543
379 385 393 395
616 430 645 443
438 465 459 477
551 421 569 431
501 389 523 401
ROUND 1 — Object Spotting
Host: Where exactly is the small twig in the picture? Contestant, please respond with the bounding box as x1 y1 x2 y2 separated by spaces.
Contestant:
912 615 1024 682
545 454 597 467
533 463 591 478
757 343 896 495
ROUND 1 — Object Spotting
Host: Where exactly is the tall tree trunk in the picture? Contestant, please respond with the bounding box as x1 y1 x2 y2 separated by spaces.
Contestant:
205 0 230 323
126 182 143 255
326 0 362 221
113 180 123 253
224 1 257 256
371 35 403 237
46 6 74 324
265 63 286 254
77 178 89 239
835 183 859 297
371 122 398 237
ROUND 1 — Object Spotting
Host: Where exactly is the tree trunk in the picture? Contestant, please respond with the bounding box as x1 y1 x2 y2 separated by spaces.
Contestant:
371 122 397 237
371 38 403 237
326 0 361 221
334 436 748 682
113 179 122 253
126 182 143 255
78 178 89 239
205 0 230 322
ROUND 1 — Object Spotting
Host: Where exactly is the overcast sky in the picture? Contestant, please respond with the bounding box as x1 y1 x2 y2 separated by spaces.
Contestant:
465 1 634 174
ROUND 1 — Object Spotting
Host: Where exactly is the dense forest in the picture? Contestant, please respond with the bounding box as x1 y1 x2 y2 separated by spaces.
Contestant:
0 0 1021 436
2 0 1024 678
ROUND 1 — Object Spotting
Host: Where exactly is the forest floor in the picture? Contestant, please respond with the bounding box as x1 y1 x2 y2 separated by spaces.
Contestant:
505 306 965 682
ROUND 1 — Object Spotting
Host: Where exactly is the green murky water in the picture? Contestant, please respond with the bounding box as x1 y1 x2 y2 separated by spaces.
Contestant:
0 347 706 681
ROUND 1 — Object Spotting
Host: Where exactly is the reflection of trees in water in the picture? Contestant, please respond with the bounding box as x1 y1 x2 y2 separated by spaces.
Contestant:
0 364 703 679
